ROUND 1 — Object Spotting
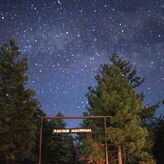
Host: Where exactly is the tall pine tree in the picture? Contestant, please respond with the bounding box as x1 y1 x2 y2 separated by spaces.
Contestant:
0 40 39 163
152 116 164 164
110 53 163 163
81 54 155 164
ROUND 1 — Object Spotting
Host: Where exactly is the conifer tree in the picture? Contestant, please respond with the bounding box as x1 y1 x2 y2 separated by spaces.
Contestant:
0 40 39 163
109 53 163 163
81 55 155 163
78 132 105 164
152 116 164 164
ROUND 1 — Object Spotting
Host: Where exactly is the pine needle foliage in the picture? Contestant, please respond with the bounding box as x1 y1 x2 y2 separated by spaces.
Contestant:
81 54 155 163
0 40 39 163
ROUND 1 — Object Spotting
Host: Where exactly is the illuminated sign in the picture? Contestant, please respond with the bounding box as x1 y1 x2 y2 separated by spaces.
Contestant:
53 128 92 134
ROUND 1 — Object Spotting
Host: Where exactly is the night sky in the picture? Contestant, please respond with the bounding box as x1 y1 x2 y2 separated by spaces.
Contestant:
0 0 164 123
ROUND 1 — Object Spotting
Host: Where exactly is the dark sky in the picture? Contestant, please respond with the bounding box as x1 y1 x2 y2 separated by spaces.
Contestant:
0 0 164 124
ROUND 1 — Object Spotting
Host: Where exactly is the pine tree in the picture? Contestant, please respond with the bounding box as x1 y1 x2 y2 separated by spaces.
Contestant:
0 40 39 163
152 116 164 164
78 133 105 164
109 53 163 163
81 55 155 163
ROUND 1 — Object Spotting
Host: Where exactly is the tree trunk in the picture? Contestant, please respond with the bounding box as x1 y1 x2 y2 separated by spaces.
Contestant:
122 143 126 164
118 145 123 164
7 153 16 164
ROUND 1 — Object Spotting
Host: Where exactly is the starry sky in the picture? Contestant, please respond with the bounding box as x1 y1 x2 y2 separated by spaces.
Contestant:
0 0 164 123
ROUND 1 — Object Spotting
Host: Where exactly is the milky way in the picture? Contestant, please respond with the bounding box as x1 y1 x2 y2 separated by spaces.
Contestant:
0 0 164 124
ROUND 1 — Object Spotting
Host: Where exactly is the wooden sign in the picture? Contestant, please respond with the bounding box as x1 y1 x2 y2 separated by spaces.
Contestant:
53 128 92 134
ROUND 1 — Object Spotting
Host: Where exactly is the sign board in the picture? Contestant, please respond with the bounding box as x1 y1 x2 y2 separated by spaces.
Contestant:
53 128 92 134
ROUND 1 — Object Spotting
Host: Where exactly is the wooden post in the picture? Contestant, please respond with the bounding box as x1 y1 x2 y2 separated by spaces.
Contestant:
104 117 109 164
39 117 43 164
